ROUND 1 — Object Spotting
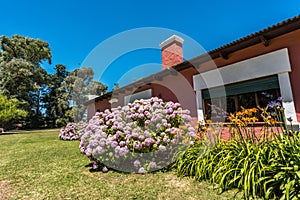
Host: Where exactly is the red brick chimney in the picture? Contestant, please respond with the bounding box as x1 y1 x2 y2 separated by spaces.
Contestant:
160 35 184 70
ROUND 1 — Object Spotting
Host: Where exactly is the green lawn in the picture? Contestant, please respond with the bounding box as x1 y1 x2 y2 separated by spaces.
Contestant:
0 129 243 200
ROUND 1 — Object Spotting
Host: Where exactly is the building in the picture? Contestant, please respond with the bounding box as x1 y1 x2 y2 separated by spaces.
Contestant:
86 15 300 129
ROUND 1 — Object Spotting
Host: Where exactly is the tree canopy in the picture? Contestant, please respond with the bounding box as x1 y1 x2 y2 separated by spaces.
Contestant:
0 35 51 127
0 35 51 65
0 35 107 129
43 64 72 127
0 95 27 130
64 67 107 122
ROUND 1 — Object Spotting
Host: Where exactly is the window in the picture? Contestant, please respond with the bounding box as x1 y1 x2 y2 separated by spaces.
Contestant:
202 75 281 121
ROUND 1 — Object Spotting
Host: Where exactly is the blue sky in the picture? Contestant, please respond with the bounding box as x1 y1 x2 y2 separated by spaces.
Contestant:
1 0 300 91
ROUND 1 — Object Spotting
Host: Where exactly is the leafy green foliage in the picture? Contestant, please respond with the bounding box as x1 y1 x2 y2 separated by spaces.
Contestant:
0 35 107 128
175 104 300 199
43 64 72 127
0 94 27 129
175 132 300 199
0 35 51 65
0 35 51 127
64 67 107 122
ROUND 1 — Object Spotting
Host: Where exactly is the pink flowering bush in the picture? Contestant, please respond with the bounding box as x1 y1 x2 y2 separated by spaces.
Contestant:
59 121 87 141
76 121 88 138
80 97 196 173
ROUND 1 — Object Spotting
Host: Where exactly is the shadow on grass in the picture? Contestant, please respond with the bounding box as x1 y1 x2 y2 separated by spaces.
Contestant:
85 161 173 174
0 128 59 136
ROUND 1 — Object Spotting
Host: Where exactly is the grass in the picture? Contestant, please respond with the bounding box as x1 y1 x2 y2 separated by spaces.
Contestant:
0 129 243 200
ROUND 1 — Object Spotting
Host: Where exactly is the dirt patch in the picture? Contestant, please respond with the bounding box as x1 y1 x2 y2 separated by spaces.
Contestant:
164 174 191 192
0 180 15 200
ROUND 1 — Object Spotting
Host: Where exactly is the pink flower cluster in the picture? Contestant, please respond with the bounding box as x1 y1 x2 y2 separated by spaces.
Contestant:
79 97 195 173
59 121 87 141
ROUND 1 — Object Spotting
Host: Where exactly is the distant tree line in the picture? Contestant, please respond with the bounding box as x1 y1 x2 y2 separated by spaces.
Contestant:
0 35 107 130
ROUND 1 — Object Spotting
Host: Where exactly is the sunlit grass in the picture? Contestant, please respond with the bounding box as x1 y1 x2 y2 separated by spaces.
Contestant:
0 129 241 199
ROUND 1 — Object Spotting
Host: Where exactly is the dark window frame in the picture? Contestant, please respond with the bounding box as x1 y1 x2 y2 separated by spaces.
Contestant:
202 75 281 121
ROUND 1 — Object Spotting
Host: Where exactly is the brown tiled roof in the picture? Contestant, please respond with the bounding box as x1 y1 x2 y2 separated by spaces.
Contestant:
209 15 300 56
177 14 300 69
87 14 300 104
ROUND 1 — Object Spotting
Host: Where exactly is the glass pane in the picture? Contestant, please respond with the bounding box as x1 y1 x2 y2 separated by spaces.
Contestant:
257 89 279 108
239 93 256 109
226 96 236 115
203 99 211 119
203 89 281 122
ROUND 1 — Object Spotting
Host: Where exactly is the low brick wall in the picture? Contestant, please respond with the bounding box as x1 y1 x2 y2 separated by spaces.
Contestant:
199 123 287 143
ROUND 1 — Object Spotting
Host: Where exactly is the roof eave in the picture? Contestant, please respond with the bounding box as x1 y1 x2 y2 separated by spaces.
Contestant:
87 15 300 104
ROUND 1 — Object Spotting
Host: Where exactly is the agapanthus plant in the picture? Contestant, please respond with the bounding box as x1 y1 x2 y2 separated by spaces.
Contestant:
80 97 196 173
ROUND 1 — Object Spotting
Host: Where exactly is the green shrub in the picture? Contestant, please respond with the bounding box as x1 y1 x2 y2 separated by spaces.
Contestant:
175 132 300 199
174 101 300 199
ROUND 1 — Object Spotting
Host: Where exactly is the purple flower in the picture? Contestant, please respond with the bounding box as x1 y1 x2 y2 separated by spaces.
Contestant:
268 100 282 109
132 132 139 139
144 130 151 138
163 122 169 127
111 125 118 130
102 166 108 173
85 149 92 157
119 141 126 147
94 146 104 155
59 123 80 140
277 96 284 101
133 141 142 150
174 102 181 108
156 138 161 145
149 162 157 169
138 167 145 174
125 133 131 140
145 111 151 118
138 135 145 141
115 131 122 138
163 137 170 143
119 147 129 156
144 138 155 146
114 146 121 153
99 139 106 147
79 97 196 174
134 160 141 167
158 145 167 152
92 161 98 169
111 141 118 148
